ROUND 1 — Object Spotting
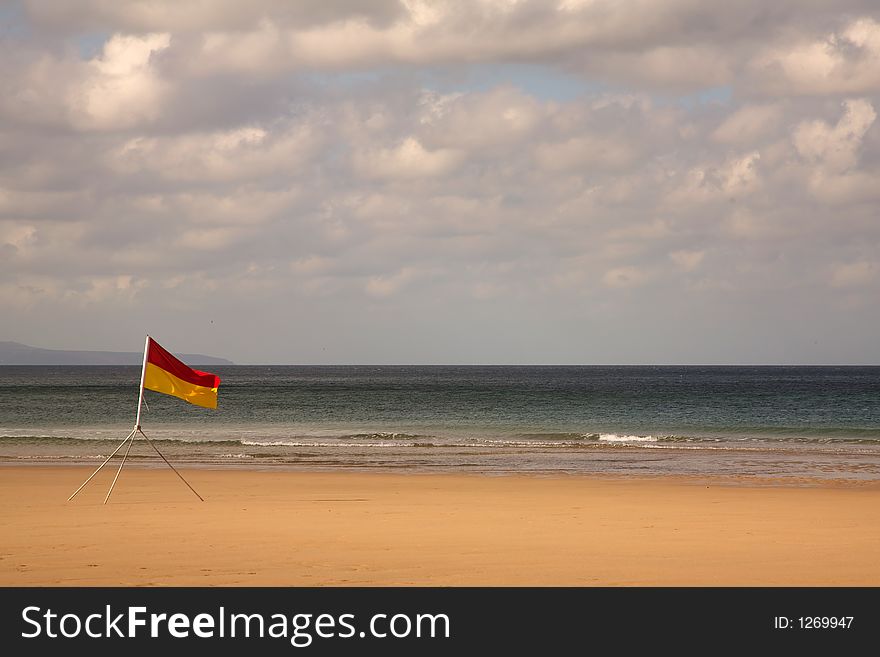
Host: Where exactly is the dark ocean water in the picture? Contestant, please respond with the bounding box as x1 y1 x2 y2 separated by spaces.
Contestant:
1 366 879 480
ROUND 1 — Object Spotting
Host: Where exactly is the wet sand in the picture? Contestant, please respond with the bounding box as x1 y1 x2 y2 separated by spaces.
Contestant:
2 466 879 586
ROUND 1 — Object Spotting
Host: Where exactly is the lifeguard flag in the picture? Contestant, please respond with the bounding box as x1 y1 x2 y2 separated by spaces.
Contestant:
143 337 221 409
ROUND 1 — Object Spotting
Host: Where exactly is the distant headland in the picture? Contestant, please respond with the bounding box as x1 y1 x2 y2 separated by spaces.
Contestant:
0 341 233 366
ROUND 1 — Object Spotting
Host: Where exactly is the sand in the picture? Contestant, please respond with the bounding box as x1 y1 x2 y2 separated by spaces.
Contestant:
1 466 879 586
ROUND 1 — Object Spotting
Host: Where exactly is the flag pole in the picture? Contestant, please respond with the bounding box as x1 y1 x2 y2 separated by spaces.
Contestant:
134 334 150 430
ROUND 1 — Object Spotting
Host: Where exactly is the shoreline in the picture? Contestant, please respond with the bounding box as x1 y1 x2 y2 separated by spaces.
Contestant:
3 459 880 488
3 436 879 483
3 465 880 586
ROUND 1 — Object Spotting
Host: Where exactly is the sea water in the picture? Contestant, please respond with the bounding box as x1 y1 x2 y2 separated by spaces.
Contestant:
1 366 879 481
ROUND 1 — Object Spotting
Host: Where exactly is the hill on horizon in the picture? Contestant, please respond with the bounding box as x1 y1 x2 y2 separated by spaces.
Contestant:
0 341 233 366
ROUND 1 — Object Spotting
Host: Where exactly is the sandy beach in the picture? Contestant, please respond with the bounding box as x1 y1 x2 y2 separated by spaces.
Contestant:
1 466 879 586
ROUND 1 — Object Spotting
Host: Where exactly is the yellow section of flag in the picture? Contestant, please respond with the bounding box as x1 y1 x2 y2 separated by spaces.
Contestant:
143 362 219 409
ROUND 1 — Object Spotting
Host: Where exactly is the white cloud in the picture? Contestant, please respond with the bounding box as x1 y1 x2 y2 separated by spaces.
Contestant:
670 250 705 272
110 122 321 182
535 134 638 172
712 104 783 144
420 87 541 153
602 266 650 288
71 33 171 130
353 137 462 180
175 227 245 251
365 267 417 298
664 151 762 207
609 219 671 242
722 151 761 194
831 261 878 287
793 98 876 172
0 221 37 254
27 1 861 94
587 45 734 89
751 18 880 95
23 0 404 33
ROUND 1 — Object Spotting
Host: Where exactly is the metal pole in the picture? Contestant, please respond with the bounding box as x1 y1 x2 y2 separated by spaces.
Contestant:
138 428 204 501
135 335 150 429
67 427 136 501
103 431 136 505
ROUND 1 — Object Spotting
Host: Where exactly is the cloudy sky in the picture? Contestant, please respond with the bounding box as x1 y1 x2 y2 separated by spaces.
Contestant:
2 1 879 364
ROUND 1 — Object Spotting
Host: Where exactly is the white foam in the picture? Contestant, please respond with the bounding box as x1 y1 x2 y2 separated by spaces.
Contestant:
241 440 301 447
241 440 404 448
598 434 657 443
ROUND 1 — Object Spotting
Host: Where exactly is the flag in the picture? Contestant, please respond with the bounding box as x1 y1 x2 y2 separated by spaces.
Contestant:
143 337 221 409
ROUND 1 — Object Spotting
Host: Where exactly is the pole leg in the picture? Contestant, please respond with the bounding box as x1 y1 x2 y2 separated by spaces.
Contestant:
138 428 204 502
103 431 136 505
67 428 137 501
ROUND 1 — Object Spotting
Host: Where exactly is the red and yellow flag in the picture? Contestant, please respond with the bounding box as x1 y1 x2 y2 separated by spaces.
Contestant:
143 338 221 409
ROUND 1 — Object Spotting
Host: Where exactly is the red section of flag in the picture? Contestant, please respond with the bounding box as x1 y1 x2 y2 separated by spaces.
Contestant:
146 338 221 389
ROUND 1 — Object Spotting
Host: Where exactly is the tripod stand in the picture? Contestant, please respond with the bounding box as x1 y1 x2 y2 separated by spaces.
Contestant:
67 424 203 504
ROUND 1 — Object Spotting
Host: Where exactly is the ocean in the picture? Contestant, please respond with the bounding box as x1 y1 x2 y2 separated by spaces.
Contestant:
1 365 879 481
